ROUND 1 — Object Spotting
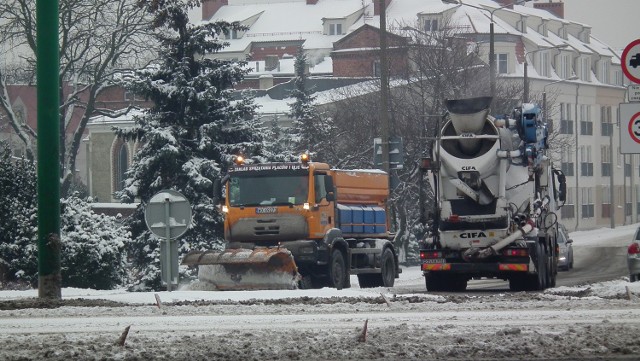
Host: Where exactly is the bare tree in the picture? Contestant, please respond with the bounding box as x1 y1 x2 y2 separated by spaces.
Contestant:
0 0 157 193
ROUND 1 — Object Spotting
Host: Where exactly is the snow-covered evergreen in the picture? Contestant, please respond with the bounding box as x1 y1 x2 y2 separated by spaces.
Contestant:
0 142 131 289
60 195 130 289
114 0 263 290
0 142 37 286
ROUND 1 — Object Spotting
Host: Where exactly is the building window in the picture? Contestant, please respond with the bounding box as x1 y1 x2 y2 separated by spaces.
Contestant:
495 53 508 74
599 61 610 84
224 28 239 39
114 143 129 193
423 18 439 32
558 54 571 79
602 186 611 218
614 70 623 86
580 57 591 81
601 106 613 136
540 52 549 77
601 145 611 176
561 149 574 176
580 145 593 176
580 105 592 135
14 105 26 125
561 190 574 219
329 23 343 35
581 188 594 218
625 157 632 177
373 60 381 77
559 103 573 134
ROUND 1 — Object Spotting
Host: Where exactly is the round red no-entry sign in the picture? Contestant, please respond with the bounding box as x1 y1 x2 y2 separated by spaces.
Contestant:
622 39 640 84
628 111 640 144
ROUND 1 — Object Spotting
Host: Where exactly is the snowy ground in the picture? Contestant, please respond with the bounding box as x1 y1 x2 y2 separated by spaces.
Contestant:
1 225 640 360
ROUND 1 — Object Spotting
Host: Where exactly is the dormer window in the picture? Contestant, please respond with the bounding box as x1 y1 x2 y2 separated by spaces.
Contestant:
224 28 239 39
329 23 343 35
517 18 527 33
423 18 439 32
539 22 548 37
559 27 567 40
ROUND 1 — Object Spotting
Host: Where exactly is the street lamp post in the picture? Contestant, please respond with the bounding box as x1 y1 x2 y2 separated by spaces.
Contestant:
460 0 531 98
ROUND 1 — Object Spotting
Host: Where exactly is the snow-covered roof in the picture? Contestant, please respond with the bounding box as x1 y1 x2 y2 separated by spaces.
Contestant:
202 0 620 84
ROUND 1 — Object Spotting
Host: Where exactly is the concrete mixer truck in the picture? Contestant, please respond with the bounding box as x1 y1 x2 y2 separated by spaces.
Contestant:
418 97 566 292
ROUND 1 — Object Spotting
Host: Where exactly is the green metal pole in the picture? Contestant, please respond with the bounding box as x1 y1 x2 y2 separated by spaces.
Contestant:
37 0 61 299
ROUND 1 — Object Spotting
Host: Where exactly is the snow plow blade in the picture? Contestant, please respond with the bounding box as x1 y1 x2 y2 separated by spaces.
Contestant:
182 248 300 290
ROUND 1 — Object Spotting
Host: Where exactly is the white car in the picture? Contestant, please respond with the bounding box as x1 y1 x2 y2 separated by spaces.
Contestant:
557 224 574 271
628 227 640 282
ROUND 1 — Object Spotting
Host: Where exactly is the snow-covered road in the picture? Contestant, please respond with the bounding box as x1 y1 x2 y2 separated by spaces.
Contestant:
1 224 640 360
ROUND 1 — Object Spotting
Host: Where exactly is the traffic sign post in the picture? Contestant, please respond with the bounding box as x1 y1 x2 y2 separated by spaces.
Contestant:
622 39 640 84
620 103 640 154
144 190 192 291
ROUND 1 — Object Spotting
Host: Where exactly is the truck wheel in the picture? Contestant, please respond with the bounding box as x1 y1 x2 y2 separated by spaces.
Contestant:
509 275 527 291
425 273 444 292
532 241 547 290
329 249 346 290
379 248 396 287
547 244 556 288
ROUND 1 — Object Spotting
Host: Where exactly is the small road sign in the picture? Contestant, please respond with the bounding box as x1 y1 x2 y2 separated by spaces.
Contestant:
622 39 640 84
620 103 640 154
144 190 192 291
629 85 640 102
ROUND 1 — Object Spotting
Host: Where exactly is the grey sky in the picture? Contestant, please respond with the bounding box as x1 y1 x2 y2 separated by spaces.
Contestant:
558 0 639 51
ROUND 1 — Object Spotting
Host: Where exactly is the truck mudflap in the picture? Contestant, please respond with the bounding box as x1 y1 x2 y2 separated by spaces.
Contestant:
182 247 300 290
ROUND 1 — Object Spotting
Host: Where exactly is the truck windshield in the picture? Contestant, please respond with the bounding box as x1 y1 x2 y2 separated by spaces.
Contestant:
228 175 309 206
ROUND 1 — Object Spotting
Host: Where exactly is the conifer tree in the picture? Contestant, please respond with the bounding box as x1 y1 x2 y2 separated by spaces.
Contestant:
0 142 37 285
114 0 262 290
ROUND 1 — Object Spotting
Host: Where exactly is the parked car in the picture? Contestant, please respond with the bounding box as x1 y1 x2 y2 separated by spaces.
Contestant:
627 227 640 282
557 224 574 271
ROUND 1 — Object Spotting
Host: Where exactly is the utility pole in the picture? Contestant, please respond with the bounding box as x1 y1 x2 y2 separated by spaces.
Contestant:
379 0 390 174
37 0 62 299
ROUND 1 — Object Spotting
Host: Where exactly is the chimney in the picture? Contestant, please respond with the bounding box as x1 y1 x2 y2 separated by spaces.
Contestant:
259 74 274 90
534 1 564 19
373 0 392 16
265 55 280 71
202 0 228 21
306 0 319 4
494 0 514 10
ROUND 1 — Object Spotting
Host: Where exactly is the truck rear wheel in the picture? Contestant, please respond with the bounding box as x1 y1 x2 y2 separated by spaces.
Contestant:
530 241 547 290
357 248 396 288
329 249 347 290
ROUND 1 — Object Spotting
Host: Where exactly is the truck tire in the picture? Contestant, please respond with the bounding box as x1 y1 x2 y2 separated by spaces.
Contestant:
329 249 346 290
425 273 446 291
359 248 396 288
530 241 547 290
379 248 396 287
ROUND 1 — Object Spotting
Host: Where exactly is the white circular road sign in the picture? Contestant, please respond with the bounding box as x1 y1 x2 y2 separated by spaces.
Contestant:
622 39 640 84
144 189 192 239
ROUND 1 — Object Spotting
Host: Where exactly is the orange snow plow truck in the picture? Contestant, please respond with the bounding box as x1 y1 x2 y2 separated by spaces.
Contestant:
182 156 400 290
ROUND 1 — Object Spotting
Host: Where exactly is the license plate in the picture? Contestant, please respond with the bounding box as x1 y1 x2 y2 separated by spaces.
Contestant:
422 258 445 264
256 207 277 214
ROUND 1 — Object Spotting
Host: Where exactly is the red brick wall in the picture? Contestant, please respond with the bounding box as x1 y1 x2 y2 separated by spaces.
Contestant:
373 0 392 16
202 0 228 21
332 25 408 77
332 51 407 77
